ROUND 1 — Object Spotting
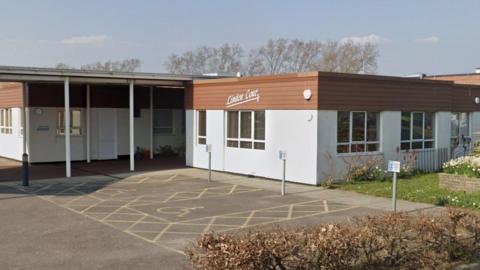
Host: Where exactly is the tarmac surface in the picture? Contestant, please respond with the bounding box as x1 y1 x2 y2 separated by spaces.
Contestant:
0 167 437 270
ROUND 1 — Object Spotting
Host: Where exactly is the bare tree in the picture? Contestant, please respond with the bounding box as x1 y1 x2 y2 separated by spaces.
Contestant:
167 38 379 75
55 63 75 69
319 41 378 74
55 58 142 72
247 38 290 75
285 39 323 73
164 43 243 74
81 58 141 72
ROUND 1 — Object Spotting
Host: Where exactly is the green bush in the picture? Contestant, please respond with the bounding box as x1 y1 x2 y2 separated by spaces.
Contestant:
187 208 480 270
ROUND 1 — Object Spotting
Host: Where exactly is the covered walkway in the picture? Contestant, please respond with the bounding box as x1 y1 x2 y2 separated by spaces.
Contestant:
0 157 185 182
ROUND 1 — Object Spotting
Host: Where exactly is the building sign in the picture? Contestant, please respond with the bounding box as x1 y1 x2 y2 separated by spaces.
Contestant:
226 88 260 108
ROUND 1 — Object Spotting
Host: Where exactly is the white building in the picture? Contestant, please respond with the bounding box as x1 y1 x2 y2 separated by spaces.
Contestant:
1 67 479 185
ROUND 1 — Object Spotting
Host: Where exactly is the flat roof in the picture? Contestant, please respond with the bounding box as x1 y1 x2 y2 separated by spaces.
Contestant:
426 72 480 78
0 65 220 86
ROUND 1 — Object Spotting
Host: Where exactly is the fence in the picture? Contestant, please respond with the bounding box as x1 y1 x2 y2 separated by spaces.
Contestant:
399 148 449 172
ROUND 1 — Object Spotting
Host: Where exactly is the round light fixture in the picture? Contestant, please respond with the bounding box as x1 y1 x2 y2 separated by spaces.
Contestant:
475 97 480 104
34 108 43 115
303 89 312 100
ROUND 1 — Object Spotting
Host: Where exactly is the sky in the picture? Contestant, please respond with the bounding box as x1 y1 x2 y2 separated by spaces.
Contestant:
0 0 479 76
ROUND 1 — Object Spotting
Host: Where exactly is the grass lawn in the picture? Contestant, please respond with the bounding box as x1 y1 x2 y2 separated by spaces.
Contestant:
339 173 480 210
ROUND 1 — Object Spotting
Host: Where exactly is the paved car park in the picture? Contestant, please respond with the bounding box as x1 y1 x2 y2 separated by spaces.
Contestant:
0 166 435 269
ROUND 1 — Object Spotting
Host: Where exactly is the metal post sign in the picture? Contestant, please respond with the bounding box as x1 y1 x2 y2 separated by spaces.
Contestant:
387 161 400 173
205 144 212 153
387 160 401 212
279 150 287 196
206 144 212 182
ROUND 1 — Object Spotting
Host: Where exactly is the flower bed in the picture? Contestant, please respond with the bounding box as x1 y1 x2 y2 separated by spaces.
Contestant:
441 156 480 193
443 156 480 177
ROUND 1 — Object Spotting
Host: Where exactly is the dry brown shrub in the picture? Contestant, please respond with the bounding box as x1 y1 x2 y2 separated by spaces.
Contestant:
187 208 480 270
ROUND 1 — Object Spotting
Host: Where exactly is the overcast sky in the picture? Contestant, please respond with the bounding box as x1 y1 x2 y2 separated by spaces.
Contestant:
1 0 479 76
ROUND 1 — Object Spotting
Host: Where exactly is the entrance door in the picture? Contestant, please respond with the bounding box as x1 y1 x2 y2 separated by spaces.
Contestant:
97 109 117 160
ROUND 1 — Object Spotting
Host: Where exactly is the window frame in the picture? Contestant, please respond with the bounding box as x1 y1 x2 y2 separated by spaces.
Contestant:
451 112 470 149
336 111 380 154
197 110 207 145
57 109 82 136
0 108 13 135
226 110 265 150
400 111 435 150
153 109 174 135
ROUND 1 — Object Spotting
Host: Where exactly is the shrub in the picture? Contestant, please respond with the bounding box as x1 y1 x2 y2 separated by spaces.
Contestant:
342 155 387 182
187 208 480 270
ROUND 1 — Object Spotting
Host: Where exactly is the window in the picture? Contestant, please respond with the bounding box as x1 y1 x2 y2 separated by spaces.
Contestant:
0 108 13 134
451 112 470 149
154 109 173 135
400 112 435 150
197 110 206 144
226 110 265 150
337 111 379 153
57 110 82 136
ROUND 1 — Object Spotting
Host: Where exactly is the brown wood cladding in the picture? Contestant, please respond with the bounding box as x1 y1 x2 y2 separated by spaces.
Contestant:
27 84 184 109
189 72 480 112
318 74 480 112
0 83 23 108
428 74 480 85
187 73 319 110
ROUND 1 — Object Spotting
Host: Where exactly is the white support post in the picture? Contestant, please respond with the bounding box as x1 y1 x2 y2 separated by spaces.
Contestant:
21 82 29 186
64 77 71 178
129 80 135 171
86 85 91 163
149 86 154 159
22 83 28 155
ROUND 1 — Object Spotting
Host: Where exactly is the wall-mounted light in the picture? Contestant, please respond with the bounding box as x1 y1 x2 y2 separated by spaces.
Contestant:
303 89 312 100
475 97 480 104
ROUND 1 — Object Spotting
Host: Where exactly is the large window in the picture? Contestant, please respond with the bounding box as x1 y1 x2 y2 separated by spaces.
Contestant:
154 109 174 135
197 110 206 144
337 111 379 153
57 109 82 136
226 111 265 150
401 112 435 150
0 108 13 134
451 112 470 150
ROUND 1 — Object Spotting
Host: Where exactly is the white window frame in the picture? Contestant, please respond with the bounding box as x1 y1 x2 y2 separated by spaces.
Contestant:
226 110 265 150
57 109 82 136
336 111 380 154
451 112 471 150
153 109 174 135
197 110 206 145
400 111 435 150
0 108 13 135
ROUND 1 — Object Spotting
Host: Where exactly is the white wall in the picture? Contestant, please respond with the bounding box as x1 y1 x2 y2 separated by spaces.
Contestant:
0 108 24 161
190 110 318 185
29 107 86 162
316 110 385 184
27 107 183 163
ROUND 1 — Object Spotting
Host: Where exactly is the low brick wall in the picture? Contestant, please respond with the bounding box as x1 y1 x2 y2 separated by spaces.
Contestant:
439 173 480 193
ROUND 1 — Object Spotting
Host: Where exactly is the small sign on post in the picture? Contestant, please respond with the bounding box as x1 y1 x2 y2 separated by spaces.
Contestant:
206 144 212 182
279 150 287 196
387 160 401 212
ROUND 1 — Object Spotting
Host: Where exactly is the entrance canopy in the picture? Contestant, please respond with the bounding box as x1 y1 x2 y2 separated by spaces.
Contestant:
0 66 219 182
